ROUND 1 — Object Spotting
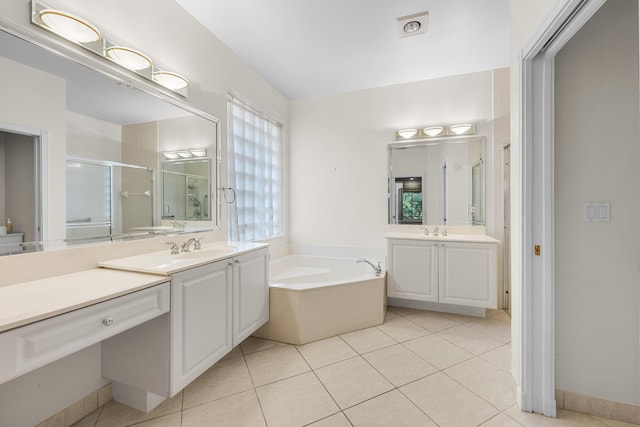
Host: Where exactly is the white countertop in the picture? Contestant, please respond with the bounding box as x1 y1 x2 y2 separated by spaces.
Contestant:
0 269 168 333
386 232 499 244
98 241 269 276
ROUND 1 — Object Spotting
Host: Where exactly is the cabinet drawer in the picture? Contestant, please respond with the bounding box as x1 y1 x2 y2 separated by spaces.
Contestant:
0 282 169 384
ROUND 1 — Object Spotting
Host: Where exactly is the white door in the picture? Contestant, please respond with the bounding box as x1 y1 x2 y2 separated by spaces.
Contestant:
387 239 438 302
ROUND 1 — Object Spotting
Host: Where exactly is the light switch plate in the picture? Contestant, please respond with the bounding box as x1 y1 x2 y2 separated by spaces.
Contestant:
583 201 610 223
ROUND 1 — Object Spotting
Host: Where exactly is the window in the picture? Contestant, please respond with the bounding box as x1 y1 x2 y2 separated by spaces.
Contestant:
227 96 284 241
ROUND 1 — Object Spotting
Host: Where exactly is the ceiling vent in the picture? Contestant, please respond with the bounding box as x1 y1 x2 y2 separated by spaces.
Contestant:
397 12 428 38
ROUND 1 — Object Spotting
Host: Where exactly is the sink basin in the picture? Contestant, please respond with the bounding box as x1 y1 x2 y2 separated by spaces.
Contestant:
98 247 237 275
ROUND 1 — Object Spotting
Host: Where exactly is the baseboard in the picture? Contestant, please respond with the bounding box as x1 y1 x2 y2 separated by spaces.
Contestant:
556 388 640 424
36 384 112 427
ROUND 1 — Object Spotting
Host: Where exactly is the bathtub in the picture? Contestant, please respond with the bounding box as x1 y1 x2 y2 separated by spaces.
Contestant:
253 255 387 345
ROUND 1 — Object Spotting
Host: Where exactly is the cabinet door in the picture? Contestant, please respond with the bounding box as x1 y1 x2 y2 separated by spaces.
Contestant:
233 248 269 346
171 261 232 393
387 239 439 301
438 242 497 308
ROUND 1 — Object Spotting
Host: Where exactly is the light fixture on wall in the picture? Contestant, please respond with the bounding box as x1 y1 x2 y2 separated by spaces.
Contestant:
31 0 189 97
106 46 153 71
395 122 476 140
396 128 418 139
423 126 445 137
163 149 207 160
153 71 189 90
38 9 101 43
448 123 474 135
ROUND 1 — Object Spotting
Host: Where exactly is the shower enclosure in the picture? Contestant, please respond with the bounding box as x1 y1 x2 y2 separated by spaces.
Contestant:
65 158 154 242
161 159 211 221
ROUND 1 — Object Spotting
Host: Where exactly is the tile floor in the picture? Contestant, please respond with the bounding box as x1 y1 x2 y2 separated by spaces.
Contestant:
73 307 637 427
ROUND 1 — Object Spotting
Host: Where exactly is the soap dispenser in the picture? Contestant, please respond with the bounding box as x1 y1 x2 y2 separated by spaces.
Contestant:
5 218 12 234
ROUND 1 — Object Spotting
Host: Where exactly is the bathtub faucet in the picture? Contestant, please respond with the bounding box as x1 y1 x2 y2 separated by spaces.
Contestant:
357 259 382 276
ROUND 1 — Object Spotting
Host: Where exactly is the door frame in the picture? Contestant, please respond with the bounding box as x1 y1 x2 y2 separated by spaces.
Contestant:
0 121 47 244
517 0 606 416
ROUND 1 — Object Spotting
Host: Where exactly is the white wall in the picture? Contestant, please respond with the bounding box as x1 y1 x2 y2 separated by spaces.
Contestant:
555 0 639 405
289 71 496 251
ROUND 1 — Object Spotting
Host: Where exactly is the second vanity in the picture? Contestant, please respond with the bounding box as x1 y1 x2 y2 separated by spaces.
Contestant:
386 229 498 316
0 240 269 414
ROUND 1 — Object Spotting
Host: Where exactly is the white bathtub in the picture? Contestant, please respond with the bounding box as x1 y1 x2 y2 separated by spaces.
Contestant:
253 255 387 345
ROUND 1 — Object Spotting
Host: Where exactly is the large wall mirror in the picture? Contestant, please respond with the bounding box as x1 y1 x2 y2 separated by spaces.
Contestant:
0 28 219 255
388 137 486 226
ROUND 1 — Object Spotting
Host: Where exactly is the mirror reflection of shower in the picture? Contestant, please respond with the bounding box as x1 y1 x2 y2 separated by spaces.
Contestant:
161 159 211 221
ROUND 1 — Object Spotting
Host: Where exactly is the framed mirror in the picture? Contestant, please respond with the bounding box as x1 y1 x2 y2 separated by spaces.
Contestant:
0 27 219 254
388 137 486 226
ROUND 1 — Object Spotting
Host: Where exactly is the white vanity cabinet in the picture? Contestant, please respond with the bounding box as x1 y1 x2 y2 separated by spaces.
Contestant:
438 241 497 308
387 237 497 309
101 245 269 411
387 239 439 302
170 260 233 393
233 249 269 346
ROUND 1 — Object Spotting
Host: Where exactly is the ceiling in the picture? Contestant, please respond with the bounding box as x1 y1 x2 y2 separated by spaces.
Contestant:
176 0 511 100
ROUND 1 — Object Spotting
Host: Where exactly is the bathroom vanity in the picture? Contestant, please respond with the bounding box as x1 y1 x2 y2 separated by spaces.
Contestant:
0 241 269 414
99 242 269 408
386 231 498 315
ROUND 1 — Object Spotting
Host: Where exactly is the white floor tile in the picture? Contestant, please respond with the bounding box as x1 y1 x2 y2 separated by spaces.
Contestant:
344 390 437 427
315 356 394 409
256 372 339 427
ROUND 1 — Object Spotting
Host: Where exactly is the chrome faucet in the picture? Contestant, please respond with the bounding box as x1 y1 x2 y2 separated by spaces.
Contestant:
166 241 180 255
181 238 197 252
357 259 382 276
433 226 440 236
421 227 430 236
193 237 203 250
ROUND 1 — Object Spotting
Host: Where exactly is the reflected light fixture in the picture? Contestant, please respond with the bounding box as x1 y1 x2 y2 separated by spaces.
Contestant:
449 123 473 135
423 126 444 137
106 46 152 71
396 128 418 139
153 71 189 90
163 149 208 160
38 9 100 43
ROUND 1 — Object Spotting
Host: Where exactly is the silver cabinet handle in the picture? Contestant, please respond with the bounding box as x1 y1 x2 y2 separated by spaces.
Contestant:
102 317 114 326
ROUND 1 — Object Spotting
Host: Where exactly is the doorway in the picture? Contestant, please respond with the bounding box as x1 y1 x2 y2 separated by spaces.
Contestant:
0 126 43 253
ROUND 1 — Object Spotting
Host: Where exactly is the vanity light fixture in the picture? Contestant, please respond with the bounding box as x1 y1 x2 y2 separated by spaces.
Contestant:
394 122 476 140
106 46 152 71
448 123 474 135
38 9 101 43
396 128 418 139
163 149 207 160
153 71 189 91
31 0 189 97
423 126 445 137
